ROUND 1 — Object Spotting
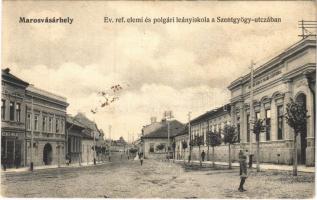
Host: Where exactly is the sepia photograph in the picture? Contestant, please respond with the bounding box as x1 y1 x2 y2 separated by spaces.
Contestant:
1 0 316 198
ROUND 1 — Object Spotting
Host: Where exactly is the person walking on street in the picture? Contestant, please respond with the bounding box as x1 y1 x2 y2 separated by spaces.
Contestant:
2 157 7 171
238 155 248 192
138 152 143 166
238 150 244 175
201 150 206 162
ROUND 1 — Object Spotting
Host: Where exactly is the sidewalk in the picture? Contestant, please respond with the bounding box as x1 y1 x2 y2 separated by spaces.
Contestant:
1 161 109 174
175 159 315 173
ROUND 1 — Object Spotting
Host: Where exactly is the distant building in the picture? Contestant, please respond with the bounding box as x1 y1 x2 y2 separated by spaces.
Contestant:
73 113 104 163
1 68 29 168
110 136 127 152
142 117 164 136
141 119 185 159
25 85 68 166
174 104 233 161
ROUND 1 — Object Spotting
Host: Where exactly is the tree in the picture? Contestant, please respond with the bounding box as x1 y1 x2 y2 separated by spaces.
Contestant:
285 98 309 176
193 135 204 167
181 140 188 163
207 131 222 168
129 148 138 154
253 119 265 172
156 143 165 152
223 124 238 169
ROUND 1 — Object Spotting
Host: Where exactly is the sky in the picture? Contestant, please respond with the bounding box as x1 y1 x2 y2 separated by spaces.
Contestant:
2 1 316 140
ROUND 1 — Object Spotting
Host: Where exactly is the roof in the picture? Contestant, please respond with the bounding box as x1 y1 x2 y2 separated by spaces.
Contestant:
173 123 189 138
27 85 67 103
66 115 86 129
74 113 100 132
190 104 231 125
142 120 185 139
2 68 29 87
73 113 103 140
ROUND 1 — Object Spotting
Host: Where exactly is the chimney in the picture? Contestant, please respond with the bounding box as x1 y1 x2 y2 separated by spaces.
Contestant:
150 117 157 124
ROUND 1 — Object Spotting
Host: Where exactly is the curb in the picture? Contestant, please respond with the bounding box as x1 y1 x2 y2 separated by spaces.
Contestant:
1 161 110 174
174 160 315 173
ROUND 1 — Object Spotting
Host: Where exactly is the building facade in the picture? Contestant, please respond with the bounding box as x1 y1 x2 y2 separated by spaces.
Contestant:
141 120 185 159
25 85 68 167
66 115 85 165
1 68 29 168
81 133 95 164
73 113 104 164
228 37 316 166
181 105 237 162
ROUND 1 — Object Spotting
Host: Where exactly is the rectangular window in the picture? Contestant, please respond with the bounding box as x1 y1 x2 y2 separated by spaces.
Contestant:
27 113 31 130
149 143 154 153
277 106 284 140
1 99 5 120
9 101 14 121
255 112 260 120
16 103 21 122
42 116 47 132
247 114 250 142
56 118 60 133
48 117 53 132
265 109 271 141
34 115 39 131
61 120 64 134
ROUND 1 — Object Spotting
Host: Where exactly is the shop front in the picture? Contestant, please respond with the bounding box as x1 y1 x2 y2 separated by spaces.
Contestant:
1 130 25 169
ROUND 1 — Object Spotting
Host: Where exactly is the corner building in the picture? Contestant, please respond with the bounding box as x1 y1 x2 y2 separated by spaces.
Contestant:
228 37 316 166
1 69 29 168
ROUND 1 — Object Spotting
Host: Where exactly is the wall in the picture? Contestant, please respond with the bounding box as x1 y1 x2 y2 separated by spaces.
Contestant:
81 139 94 164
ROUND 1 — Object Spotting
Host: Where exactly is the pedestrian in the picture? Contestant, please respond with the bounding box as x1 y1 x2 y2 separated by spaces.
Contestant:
66 154 70 166
138 152 143 166
238 150 244 175
2 157 7 171
201 150 206 162
15 154 21 169
238 155 248 192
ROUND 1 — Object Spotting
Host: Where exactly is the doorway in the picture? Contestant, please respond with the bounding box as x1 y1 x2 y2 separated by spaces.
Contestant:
43 143 53 165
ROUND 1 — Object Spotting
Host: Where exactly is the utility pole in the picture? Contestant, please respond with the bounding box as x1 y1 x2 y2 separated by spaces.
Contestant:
30 96 34 171
164 111 172 161
127 132 130 159
93 119 96 165
249 60 255 168
188 111 191 163
109 125 112 161
298 20 317 39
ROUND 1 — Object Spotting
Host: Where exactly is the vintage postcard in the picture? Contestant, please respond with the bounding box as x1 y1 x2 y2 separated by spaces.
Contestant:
1 0 316 198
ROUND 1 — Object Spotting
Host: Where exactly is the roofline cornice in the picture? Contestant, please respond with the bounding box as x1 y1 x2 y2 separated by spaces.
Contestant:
228 38 316 90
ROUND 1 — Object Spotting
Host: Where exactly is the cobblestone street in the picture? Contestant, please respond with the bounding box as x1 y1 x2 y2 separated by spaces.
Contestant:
1 157 314 198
